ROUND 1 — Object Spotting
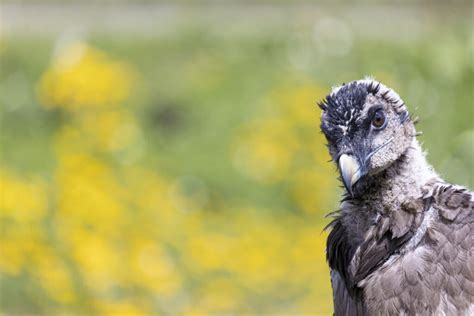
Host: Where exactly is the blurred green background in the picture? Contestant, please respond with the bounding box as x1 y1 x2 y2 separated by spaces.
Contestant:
0 1 473 315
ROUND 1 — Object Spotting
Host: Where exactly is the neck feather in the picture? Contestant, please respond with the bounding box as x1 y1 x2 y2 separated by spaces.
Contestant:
340 139 440 242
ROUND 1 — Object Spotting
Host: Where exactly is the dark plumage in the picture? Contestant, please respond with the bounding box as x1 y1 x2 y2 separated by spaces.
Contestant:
319 78 474 315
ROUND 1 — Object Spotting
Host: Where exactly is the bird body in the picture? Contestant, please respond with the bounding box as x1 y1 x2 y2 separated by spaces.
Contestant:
319 78 474 315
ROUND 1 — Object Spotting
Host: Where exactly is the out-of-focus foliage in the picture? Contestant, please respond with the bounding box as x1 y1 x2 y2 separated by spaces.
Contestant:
0 3 473 315
1 39 336 315
1 40 335 315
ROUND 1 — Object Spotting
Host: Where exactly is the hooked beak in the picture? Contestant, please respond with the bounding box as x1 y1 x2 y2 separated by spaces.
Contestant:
338 154 363 196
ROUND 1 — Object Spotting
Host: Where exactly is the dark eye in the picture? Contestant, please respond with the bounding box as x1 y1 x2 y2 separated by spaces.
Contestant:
371 110 386 129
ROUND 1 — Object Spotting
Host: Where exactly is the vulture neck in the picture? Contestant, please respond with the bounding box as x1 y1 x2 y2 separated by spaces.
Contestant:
341 139 439 239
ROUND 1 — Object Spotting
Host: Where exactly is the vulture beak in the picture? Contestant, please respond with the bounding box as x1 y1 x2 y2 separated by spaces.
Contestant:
338 154 363 196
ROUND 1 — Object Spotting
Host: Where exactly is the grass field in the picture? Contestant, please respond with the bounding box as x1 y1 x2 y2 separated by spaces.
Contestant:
0 3 473 315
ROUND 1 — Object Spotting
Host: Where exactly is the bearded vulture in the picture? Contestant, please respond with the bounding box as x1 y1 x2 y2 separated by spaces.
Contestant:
319 78 474 315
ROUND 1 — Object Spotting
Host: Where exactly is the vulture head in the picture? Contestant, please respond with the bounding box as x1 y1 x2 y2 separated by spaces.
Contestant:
319 78 416 196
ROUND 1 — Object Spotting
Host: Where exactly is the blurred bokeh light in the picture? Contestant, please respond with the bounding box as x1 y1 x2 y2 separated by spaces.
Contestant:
0 1 473 315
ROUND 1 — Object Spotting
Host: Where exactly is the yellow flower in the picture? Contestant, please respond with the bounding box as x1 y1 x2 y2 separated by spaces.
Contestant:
70 230 122 293
75 109 140 152
0 168 51 276
38 42 135 110
0 223 46 276
232 118 299 183
129 240 182 296
95 300 149 316
231 82 337 218
54 152 126 232
290 167 337 215
122 166 180 234
266 84 326 127
193 277 243 313
0 168 48 222
184 231 234 272
30 248 76 304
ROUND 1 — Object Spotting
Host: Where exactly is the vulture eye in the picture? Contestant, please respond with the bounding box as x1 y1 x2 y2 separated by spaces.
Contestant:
371 110 386 129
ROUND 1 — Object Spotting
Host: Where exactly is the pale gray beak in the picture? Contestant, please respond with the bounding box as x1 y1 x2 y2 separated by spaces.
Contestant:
338 154 362 196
